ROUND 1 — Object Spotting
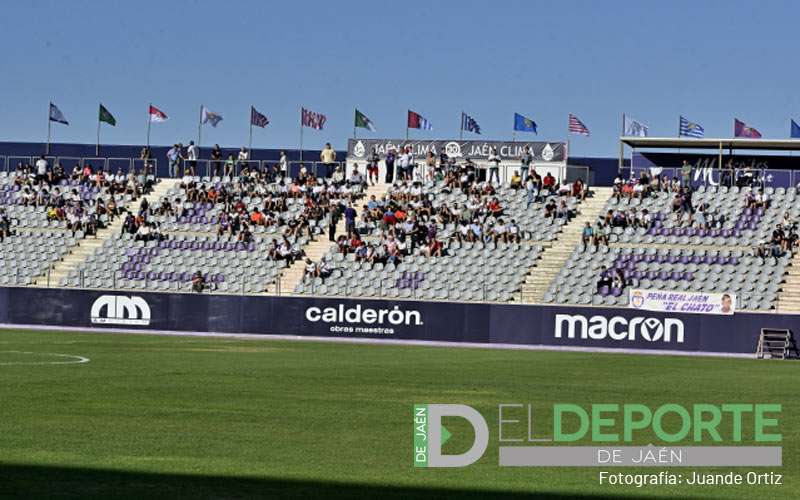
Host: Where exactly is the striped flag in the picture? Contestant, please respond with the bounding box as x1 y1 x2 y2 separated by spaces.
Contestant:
251 106 269 128
679 116 705 138
568 113 590 136
301 107 326 130
407 110 432 130
461 112 481 134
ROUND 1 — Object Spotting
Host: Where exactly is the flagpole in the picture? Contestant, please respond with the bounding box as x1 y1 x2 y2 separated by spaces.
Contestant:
248 117 253 153
618 113 624 175
46 103 51 155
299 108 304 164
146 103 152 148
406 110 409 141
353 109 357 140
198 105 203 149
459 111 463 141
96 106 101 156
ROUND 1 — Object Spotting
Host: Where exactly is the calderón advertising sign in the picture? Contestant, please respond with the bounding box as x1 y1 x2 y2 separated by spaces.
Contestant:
347 138 567 162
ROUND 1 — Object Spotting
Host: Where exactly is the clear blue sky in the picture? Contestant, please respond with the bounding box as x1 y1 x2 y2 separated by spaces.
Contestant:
1 0 799 157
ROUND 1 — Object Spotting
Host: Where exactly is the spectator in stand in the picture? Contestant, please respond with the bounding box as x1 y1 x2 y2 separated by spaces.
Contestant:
191 270 207 293
35 156 48 183
211 144 223 177
320 143 337 177
385 147 396 183
0 210 10 242
487 147 501 184
398 146 412 181
581 222 594 251
572 178 587 200
279 150 289 178
542 172 556 195
367 150 380 185
681 160 692 187
185 140 199 176
593 222 609 248
344 203 357 236
520 145 532 180
224 154 236 177
167 144 181 178
510 171 522 190
597 266 612 292
237 147 249 172
525 174 541 208
721 160 735 188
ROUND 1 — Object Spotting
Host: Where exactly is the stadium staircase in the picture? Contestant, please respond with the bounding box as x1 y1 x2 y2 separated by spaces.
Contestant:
268 182 390 295
777 253 800 313
33 179 179 288
520 186 614 303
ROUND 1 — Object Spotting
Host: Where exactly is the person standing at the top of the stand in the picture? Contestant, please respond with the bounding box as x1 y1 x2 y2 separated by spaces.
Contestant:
320 143 337 178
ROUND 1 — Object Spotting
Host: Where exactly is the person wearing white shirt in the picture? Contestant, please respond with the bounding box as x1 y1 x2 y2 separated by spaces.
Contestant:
35 156 48 182
237 147 249 174
398 151 412 181
185 141 199 176
487 147 501 184
279 150 288 178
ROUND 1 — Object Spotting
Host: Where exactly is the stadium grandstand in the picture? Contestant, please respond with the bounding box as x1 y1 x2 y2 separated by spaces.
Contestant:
0 135 798 316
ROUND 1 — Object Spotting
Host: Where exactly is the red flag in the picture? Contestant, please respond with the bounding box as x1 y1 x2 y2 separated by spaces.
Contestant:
149 105 168 123
734 118 761 138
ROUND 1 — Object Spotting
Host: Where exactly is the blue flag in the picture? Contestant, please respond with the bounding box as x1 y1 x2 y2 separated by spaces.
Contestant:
513 113 537 133
792 119 800 138
461 112 481 134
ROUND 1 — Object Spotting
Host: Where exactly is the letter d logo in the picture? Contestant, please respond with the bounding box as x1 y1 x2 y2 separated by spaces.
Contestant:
413 404 488 468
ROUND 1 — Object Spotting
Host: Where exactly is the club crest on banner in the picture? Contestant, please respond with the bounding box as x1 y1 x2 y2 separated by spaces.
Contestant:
353 141 366 158
542 143 555 161
630 290 645 308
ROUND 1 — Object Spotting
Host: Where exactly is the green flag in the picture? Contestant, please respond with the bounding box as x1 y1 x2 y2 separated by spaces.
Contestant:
354 108 376 131
99 104 116 126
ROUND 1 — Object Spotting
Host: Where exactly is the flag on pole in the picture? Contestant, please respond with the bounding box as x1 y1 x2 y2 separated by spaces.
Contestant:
251 106 269 128
148 105 168 122
49 103 68 125
679 115 704 138
513 112 538 133
98 104 116 126
354 109 376 131
301 107 327 130
568 113 590 136
201 106 223 127
461 112 481 134
407 110 432 130
623 115 648 137
734 118 761 138
791 119 800 138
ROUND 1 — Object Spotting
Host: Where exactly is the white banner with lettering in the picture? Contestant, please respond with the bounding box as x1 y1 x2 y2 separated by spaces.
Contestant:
628 289 736 315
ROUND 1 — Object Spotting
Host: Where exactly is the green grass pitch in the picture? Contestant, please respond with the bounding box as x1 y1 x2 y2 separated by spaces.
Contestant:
0 328 796 499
